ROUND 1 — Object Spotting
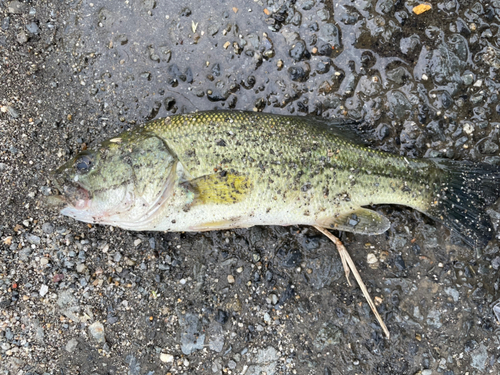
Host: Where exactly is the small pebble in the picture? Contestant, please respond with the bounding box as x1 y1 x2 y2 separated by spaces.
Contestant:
270 293 278 305
263 313 271 323
367 253 378 264
26 22 39 34
462 73 474 85
463 123 474 135
160 353 174 363
42 222 54 234
27 234 41 245
8 1 26 14
89 322 105 343
227 275 235 284
76 263 87 273
65 338 78 352
1 17 9 31
39 284 49 297
17 30 28 44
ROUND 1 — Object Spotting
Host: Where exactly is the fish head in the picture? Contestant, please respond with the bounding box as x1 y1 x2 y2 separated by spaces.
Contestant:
52 130 176 228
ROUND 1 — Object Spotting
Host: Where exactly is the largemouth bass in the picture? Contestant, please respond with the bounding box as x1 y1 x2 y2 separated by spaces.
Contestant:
52 111 500 248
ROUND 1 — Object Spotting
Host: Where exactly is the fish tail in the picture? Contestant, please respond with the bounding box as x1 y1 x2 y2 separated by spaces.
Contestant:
427 159 500 248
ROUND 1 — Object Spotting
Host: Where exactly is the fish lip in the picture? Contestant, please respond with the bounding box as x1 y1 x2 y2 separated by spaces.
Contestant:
43 172 68 207
57 180 92 210
68 185 91 209
48 171 91 210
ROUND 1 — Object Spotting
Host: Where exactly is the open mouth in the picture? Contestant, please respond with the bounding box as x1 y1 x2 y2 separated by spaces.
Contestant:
51 174 92 210
66 184 91 209
57 185 96 224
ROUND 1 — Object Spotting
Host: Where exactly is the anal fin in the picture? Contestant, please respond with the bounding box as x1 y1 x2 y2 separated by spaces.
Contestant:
189 218 245 231
316 208 390 235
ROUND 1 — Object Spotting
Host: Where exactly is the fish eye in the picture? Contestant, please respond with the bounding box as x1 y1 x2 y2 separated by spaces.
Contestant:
74 153 95 174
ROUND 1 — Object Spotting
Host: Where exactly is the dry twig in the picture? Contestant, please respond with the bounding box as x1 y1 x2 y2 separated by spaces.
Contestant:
314 226 390 339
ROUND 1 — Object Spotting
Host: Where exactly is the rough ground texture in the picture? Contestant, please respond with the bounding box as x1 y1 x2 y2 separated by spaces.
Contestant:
2 0 500 374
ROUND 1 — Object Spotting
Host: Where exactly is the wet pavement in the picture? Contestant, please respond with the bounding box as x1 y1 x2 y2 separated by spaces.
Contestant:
2 0 500 373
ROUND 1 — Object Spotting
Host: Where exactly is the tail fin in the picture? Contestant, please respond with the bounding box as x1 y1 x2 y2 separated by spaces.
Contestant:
427 159 500 248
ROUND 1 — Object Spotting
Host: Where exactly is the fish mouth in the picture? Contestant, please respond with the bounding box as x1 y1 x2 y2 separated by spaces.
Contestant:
50 173 92 210
57 184 96 224
63 184 91 209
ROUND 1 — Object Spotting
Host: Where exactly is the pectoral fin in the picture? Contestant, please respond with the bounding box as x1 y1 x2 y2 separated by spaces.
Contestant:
182 172 252 205
316 208 390 235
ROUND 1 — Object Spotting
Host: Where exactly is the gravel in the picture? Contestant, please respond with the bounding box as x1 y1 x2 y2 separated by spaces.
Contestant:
88 321 105 343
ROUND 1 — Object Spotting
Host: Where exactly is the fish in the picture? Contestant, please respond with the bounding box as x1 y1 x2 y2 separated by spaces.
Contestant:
51 110 500 248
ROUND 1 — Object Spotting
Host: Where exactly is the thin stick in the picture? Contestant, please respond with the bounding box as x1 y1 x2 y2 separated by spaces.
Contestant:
314 226 390 339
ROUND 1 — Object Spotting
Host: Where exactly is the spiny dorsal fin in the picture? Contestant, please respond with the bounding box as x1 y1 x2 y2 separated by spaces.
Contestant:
316 208 390 235
182 171 253 205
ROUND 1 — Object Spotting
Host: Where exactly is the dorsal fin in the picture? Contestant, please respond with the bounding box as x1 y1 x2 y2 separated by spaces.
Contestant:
304 115 365 145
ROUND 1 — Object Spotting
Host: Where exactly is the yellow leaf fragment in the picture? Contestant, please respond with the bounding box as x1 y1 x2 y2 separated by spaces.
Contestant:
413 3 432 15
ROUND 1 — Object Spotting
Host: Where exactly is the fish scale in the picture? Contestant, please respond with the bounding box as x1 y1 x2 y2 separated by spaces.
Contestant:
144 111 433 215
